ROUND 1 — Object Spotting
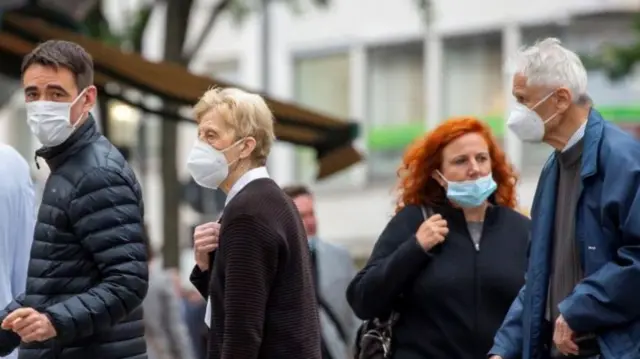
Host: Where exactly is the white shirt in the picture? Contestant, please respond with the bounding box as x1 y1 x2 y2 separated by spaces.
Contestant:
0 145 35 359
205 166 270 327
224 166 270 206
562 121 587 152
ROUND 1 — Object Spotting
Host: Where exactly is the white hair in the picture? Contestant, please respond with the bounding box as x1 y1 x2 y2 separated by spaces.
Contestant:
508 38 588 101
194 87 275 165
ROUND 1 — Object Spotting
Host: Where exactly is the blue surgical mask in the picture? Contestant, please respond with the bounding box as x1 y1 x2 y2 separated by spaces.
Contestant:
438 172 497 208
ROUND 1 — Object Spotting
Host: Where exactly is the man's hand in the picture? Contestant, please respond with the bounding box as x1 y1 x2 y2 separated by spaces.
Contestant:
553 314 579 356
194 222 220 271
1 308 57 343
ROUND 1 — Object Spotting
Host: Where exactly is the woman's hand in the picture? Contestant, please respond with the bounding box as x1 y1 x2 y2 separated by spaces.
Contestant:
415 214 448 251
194 222 220 271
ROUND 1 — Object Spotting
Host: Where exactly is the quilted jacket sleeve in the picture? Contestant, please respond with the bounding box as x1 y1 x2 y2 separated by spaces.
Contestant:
42 168 148 343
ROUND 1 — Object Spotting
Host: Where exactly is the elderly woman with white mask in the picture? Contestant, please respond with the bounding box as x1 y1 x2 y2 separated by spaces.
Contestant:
490 38 640 359
187 88 322 359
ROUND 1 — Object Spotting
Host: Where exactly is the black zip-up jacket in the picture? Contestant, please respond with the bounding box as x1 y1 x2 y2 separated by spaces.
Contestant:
0 117 148 359
347 204 530 359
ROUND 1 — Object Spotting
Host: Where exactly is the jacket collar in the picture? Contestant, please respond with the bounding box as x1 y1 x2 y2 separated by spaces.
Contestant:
579 108 604 179
35 115 100 171
432 202 501 228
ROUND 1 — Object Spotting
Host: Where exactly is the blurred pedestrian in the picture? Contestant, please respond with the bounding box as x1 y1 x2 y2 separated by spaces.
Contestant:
0 145 35 359
347 117 531 359
179 238 207 359
187 87 321 359
490 38 640 359
0 40 148 359
283 185 361 359
143 226 195 359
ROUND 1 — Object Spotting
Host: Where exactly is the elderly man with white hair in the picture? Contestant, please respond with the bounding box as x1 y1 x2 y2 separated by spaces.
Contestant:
489 38 640 359
186 87 321 359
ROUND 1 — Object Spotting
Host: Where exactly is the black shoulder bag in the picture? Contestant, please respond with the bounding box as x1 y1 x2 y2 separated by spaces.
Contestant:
353 206 432 359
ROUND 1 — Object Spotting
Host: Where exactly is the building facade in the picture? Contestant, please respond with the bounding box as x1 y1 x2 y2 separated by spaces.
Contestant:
1 0 639 260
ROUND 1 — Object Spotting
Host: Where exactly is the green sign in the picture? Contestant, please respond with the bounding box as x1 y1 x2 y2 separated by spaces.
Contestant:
367 106 640 151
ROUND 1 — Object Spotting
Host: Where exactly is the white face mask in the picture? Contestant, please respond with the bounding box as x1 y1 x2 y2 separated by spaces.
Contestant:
507 91 558 142
186 139 244 190
26 89 87 147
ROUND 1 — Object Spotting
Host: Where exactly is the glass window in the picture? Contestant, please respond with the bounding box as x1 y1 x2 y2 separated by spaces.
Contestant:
293 52 352 186
367 42 425 182
443 34 503 141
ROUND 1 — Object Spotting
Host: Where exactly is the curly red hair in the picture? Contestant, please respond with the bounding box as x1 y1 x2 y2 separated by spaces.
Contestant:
395 117 518 213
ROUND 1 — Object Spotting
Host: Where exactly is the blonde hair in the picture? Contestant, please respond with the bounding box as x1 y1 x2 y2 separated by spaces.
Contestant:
193 87 275 165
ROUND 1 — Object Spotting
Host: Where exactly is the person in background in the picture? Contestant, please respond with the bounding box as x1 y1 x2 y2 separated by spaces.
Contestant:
347 117 531 359
283 185 361 359
142 226 195 359
0 40 148 359
0 145 35 359
490 38 640 359
187 87 321 359
179 228 208 359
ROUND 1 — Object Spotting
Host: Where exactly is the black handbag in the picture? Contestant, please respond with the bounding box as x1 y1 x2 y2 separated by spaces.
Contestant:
354 312 400 359
353 206 432 359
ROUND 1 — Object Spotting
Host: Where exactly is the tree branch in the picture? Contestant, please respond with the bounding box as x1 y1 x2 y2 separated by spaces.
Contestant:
181 0 233 64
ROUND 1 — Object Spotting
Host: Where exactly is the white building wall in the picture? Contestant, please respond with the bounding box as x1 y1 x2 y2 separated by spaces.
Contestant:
104 0 640 255
1 0 636 256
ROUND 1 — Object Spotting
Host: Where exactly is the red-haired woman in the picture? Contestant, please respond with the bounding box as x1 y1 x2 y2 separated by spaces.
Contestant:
347 117 531 359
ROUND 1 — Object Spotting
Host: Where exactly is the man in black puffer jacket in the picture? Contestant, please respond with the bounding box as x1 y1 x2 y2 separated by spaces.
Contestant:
0 40 148 359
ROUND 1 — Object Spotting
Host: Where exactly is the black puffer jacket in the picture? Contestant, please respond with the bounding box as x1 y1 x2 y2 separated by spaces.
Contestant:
0 117 148 359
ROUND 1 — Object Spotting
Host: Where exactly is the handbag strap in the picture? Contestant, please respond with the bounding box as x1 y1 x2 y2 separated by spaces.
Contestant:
420 205 433 221
382 205 432 327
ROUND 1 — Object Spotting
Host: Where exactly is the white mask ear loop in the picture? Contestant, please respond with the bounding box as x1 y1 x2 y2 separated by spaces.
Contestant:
435 170 448 186
530 91 561 126
223 138 247 169
70 88 88 128
530 91 555 111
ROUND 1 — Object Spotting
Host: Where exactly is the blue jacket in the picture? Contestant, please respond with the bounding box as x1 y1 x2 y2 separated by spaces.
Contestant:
490 109 640 359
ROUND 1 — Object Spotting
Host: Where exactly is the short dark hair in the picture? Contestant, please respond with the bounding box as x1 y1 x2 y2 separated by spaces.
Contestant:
282 185 312 199
21 40 94 90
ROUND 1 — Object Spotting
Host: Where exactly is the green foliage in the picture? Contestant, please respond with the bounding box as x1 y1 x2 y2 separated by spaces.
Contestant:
83 0 153 52
582 13 640 81
126 4 154 52
83 0 331 53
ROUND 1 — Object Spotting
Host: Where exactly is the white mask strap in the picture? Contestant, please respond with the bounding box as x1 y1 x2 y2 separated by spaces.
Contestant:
70 88 88 127
221 138 245 154
530 91 555 111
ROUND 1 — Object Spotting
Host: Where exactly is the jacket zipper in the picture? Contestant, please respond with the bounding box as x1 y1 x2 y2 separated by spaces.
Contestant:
473 239 479 357
466 223 487 358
